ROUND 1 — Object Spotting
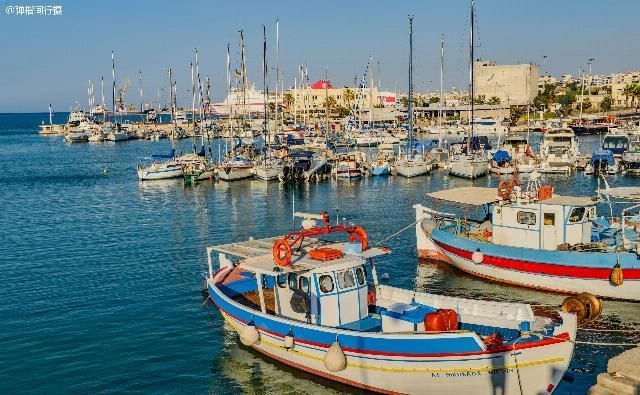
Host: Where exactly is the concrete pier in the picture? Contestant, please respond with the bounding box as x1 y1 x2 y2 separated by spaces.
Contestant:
588 347 640 394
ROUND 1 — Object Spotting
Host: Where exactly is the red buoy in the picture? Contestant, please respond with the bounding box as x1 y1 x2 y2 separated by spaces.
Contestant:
424 309 458 332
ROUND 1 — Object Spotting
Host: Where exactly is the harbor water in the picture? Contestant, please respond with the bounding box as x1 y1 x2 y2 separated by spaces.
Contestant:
1 112 638 393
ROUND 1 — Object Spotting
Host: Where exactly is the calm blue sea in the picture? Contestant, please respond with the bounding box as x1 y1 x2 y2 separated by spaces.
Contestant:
0 112 638 394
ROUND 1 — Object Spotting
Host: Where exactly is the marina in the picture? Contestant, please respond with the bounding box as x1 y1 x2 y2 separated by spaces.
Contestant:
3 1 640 393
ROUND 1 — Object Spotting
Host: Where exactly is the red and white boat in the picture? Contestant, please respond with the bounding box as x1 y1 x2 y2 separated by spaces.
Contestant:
414 176 640 301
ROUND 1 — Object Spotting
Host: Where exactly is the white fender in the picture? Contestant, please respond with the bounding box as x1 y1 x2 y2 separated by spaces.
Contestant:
472 249 484 264
239 322 260 346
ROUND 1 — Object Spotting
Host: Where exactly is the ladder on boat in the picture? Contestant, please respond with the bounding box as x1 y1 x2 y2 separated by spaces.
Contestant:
304 157 327 181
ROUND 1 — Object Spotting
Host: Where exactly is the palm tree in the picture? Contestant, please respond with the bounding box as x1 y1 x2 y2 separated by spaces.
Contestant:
283 93 294 111
634 84 640 111
623 84 636 108
324 96 337 118
342 88 355 109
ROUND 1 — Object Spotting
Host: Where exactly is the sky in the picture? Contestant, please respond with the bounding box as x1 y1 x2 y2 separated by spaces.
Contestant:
1 0 639 113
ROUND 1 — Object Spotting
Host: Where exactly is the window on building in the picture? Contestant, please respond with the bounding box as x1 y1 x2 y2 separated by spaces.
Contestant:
336 269 356 289
544 213 555 225
569 207 586 223
517 211 536 225
319 275 334 293
299 276 310 293
276 274 287 288
288 273 298 290
355 267 366 286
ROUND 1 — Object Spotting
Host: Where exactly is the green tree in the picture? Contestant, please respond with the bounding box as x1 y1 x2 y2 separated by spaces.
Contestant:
558 90 577 115
283 93 294 110
336 105 351 118
268 102 276 113
473 95 486 104
623 84 636 108
324 96 337 118
342 88 355 108
488 96 501 105
429 96 440 104
401 96 408 107
581 98 592 111
534 84 557 110
600 95 613 112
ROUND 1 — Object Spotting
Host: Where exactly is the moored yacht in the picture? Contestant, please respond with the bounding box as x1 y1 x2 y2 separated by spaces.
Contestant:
539 128 579 174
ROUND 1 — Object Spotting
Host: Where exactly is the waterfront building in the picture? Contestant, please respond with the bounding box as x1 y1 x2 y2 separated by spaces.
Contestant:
474 61 538 106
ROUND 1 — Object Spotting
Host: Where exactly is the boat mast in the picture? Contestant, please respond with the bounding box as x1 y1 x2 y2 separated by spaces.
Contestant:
226 44 232 156
191 56 196 153
439 34 444 149
263 25 269 157
579 67 585 121
369 56 373 130
101 76 106 124
240 30 247 138
195 49 206 154
168 67 176 142
408 16 414 158
111 51 117 129
139 69 143 113
468 0 474 154
275 18 279 135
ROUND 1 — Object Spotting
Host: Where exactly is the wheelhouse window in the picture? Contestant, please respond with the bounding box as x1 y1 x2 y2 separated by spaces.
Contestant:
299 276 310 293
287 273 298 290
276 274 287 288
337 269 356 289
569 207 586 223
517 211 536 225
544 213 555 225
318 275 334 293
355 266 366 286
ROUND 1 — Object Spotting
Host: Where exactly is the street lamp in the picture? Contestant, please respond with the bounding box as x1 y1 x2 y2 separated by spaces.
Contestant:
587 58 595 95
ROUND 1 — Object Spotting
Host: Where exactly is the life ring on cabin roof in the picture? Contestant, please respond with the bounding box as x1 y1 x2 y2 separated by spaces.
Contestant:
349 226 369 251
497 180 511 200
273 239 292 266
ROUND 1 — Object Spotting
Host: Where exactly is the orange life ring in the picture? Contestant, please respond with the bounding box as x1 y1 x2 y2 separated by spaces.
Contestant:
349 226 369 251
497 180 511 200
272 239 292 266
483 333 504 348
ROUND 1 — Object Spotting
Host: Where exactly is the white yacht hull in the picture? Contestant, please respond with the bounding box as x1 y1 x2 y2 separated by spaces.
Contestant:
137 163 184 181
255 165 283 181
395 160 432 177
218 166 254 182
448 157 488 179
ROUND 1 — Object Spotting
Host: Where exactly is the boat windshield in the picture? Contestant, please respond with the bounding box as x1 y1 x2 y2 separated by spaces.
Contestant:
603 136 629 150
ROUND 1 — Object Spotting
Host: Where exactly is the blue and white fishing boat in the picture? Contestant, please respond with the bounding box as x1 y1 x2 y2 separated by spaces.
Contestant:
136 148 184 181
204 210 577 394
414 175 640 301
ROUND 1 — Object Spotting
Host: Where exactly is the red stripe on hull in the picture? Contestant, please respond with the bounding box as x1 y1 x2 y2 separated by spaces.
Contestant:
434 240 640 280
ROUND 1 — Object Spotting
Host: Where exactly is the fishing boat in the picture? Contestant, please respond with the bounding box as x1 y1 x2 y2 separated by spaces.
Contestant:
204 208 578 394
622 137 640 175
394 18 432 179
447 2 488 180
539 128 579 174
414 175 640 301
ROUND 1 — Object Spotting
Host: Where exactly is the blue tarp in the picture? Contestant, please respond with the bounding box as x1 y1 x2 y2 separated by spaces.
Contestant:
492 150 512 164
151 148 175 159
590 149 615 166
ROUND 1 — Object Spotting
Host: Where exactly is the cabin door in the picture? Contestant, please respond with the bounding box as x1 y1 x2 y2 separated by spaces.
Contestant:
542 212 557 250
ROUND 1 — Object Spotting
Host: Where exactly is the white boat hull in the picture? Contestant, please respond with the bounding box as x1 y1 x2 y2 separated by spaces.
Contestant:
255 165 283 181
395 160 432 177
218 166 254 182
448 157 488 179
218 304 574 395
137 163 183 181
107 132 128 142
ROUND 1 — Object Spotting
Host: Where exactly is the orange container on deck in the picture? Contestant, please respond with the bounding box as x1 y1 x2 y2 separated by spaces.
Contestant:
309 248 343 261
424 309 459 331
538 185 553 201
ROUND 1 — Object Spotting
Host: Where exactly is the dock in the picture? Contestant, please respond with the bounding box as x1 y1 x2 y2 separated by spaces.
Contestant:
588 347 640 394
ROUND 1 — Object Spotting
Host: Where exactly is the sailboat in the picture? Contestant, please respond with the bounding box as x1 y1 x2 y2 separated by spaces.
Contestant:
105 51 129 142
430 34 449 165
255 23 283 181
137 68 184 181
219 36 255 182
447 0 489 180
395 17 432 178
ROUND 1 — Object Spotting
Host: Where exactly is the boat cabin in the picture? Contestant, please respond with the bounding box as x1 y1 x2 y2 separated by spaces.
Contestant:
426 185 597 251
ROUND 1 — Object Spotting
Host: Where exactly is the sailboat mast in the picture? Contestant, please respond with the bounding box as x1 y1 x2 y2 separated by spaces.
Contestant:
408 16 414 155
168 67 176 141
262 25 268 153
240 30 247 137
325 67 329 141
191 57 196 152
101 76 105 123
468 0 474 154
111 51 116 126
139 69 143 113
369 56 374 129
439 34 444 148
226 44 232 144
275 18 279 135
